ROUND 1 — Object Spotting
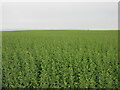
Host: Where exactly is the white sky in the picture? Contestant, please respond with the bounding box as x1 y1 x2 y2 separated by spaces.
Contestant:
1 0 119 30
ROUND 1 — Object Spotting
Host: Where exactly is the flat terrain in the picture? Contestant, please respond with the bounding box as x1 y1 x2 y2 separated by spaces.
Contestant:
2 30 118 88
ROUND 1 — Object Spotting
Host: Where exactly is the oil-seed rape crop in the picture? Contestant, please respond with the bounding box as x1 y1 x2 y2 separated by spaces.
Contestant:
2 30 118 88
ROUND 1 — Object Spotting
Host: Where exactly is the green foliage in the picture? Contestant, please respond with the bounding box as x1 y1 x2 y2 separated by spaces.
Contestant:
2 30 118 88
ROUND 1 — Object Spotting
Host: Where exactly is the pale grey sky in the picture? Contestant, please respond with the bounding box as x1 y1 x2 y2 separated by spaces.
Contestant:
2 2 118 30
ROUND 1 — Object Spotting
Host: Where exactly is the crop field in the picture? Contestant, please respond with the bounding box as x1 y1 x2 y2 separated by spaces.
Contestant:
2 30 118 88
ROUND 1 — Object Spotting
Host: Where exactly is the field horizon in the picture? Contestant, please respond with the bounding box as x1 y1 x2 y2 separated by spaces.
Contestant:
1 29 118 31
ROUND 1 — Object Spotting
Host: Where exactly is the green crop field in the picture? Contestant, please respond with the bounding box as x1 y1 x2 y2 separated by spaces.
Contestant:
2 30 118 88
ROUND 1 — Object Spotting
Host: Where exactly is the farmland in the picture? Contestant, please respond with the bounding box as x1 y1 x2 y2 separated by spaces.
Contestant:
2 30 118 88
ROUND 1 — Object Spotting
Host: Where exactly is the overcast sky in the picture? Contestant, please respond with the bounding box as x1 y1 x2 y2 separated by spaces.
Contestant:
2 2 118 30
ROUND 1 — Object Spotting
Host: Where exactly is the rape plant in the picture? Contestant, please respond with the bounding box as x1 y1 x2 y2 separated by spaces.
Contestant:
2 30 118 88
